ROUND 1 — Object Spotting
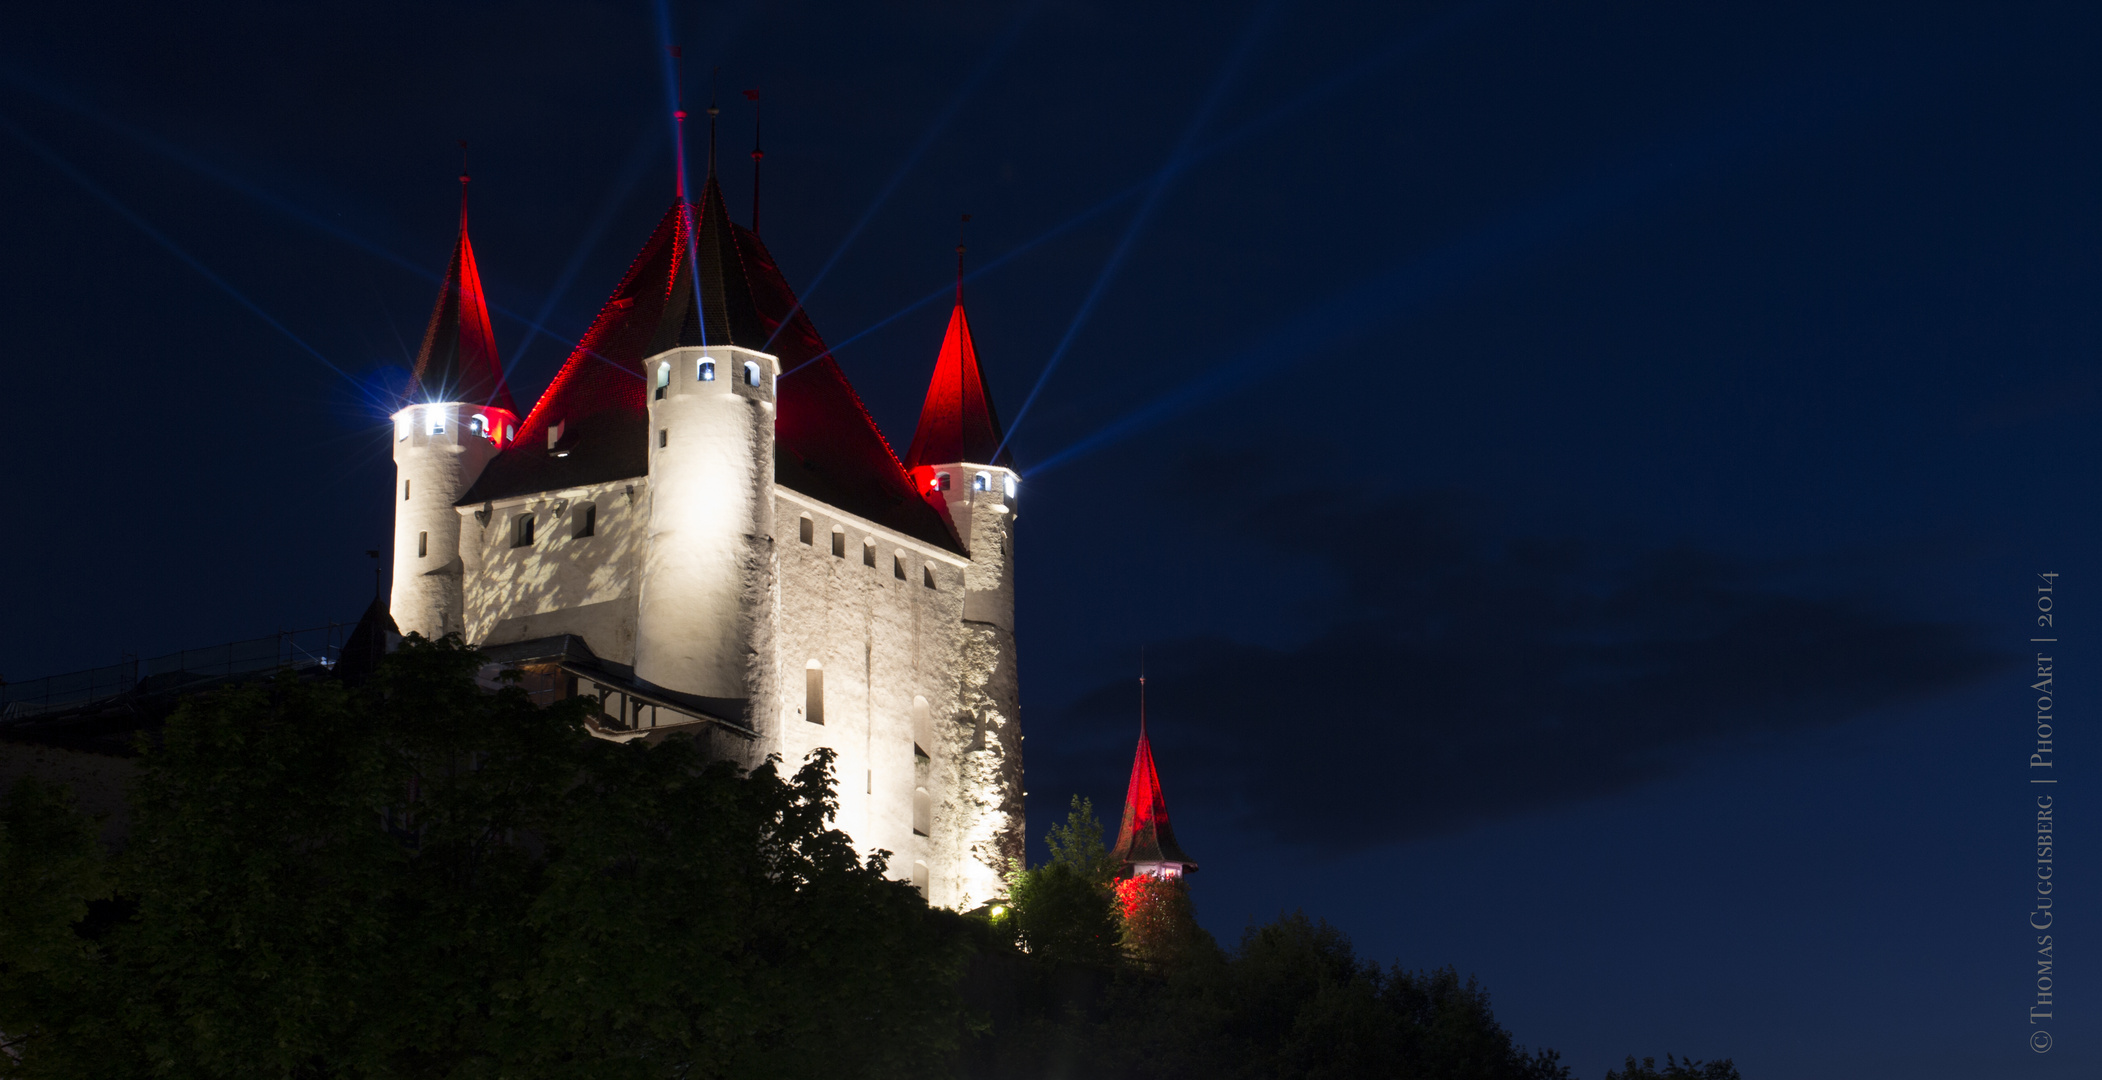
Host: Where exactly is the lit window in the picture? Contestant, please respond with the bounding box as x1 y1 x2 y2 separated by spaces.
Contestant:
936 472 951 491
573 503 596 539
512 514 535 548
831 528 846 558
1004 474 1017 497
656 362 670 400
698 359 716 382
395 415 408 441
427 406 445 435
506 424 515 442
470 413 488 437
799 515 814 545
418 531 428 558
742 360 761 386
973 472 991 492
805 661 824 725
863 540 876 568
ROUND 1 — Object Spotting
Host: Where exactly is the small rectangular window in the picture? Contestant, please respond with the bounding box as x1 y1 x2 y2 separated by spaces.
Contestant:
805 666 824 725
863 541 876 568
573 504 596 539
831 530 846 558
658 429 668 448
418 531 428 558
512 514 535 548
403 479 411 501
799 516 814 545
923 565 936 589
894 554 906 580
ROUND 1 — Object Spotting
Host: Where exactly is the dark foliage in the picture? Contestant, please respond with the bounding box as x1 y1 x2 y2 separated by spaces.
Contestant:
0 635 967 1079
1604 1055 1741 1080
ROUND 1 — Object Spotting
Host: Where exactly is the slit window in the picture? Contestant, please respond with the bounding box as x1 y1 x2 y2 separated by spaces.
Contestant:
893 554 906 580
742 360 761 386
805 662 824 725
655 362 670 400
863 540 876 568
403 479 411 501
573 503 596 539
923 565 936 589
831 528 846 558
512 513 535 548
658 429 668 448
418 531 428 558
799 514 814 545
913 787 931 836
698 359 716 382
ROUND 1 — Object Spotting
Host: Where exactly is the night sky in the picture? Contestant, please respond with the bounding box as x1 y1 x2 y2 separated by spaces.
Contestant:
2 2 2094 1075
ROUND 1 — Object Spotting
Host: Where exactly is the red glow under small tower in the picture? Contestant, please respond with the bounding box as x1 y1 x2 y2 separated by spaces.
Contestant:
1110 677 1197 880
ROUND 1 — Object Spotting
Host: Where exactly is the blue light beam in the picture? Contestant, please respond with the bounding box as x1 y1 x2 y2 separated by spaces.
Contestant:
992 1 1277 460
0 111 357 388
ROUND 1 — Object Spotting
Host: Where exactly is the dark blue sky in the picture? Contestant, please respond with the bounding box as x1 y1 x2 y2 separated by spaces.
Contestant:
1 2 2093 1075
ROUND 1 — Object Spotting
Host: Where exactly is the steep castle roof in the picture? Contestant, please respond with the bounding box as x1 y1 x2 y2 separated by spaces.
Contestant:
459 173 961 553
407 188 516 414
1110 706 1197 873
902 297 1010 470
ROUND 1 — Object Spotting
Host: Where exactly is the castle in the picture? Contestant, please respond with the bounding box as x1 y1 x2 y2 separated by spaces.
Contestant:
388 158 1023 911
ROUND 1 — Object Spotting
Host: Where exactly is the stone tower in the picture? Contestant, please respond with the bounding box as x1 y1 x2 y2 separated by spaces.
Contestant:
901 283 1025 908
389 179 518 640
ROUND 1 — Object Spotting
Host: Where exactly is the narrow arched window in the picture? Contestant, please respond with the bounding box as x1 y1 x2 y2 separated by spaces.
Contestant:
893 553 906 580
799 514 814 545
698 359 716 382
655 362 670 400
913 696 932 758
831 527 846 559
923 564 936 589
913 787 931 836
973 472 991 492
1004 473 1017 497
863 540 876 568
573 503 596 539
470 413 489 437
936 471 951 491
804 661 824 725
742 360 761 386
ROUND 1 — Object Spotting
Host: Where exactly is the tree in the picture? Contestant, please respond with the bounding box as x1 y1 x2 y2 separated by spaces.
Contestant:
1005 797 1121 968
0 635 969 1079
1605 1055 1742 1080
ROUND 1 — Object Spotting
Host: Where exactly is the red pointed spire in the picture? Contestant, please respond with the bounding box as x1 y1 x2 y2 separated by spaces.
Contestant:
406 175 516 416
1110 678 1197 876
902 283 1009 476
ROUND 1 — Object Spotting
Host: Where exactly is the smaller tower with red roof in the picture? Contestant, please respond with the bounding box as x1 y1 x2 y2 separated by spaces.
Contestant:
388 174 518 640
1110 677 1196 880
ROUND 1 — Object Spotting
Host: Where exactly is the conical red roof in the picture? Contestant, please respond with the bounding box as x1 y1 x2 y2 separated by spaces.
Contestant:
1110 724 1196 873
459 174 960 553
902 299 1010 471
408 192 515 414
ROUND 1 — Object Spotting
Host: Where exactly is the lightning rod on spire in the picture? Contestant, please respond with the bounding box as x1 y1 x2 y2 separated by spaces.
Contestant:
745 87 763 233
669 46 689 200
707 66 721 175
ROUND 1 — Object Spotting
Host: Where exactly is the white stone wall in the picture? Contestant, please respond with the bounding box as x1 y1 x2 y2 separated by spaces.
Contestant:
461 479 645 664
390 403 509 640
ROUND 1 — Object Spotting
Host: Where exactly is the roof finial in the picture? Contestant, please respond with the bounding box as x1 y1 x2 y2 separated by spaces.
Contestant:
744 87 763 233
457 139 470 226
955 212 971 303
669 46 689 200
706 66 721 176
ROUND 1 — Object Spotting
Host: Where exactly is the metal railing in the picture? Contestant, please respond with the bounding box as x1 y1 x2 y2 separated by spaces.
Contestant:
1 624 348 720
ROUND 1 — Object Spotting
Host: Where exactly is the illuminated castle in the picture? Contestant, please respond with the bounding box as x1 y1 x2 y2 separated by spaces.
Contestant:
388 160 1022 911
